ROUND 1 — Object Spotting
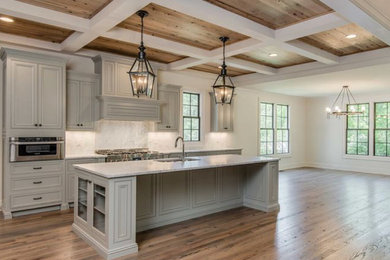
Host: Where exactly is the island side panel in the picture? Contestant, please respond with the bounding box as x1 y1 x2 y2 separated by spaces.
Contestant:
243 161 280 212
136 167 244 232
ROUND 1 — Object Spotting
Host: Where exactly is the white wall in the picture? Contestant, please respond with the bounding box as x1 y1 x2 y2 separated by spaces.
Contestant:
306 93 390 175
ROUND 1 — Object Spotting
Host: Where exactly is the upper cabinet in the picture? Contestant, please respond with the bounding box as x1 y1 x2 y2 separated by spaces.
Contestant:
66 72 98 131
1 48 65 134
157 85 181 132
92 55 158 99
210 93 234 132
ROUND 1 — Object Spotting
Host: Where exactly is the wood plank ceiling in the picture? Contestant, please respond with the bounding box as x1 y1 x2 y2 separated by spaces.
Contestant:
235 46 313 68
16 0 113 19
190 63 253 77
0 13 73 43
85 37 186 64
204 0 334 29
118 3 249 50
299 23 388 56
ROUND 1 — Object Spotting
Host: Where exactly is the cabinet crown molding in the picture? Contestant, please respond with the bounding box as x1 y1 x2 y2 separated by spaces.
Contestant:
1 48 66 64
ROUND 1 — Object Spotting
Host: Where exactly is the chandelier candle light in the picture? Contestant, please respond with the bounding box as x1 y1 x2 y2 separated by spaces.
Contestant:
212 36 235 105
127 10 156 98
326 85 364 118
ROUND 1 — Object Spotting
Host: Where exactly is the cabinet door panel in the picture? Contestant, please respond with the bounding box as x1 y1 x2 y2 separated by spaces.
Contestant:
66 80 80 129
192 169 217 208
159 171 190 214
219 166 242 202
11 60 38 128
79 81 94 129
102 61 116 96
38 65 63 129
136 175 156 219
116 62 132 97
157 88 180 131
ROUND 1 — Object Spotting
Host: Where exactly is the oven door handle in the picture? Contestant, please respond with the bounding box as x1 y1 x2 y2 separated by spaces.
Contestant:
10 141 65 145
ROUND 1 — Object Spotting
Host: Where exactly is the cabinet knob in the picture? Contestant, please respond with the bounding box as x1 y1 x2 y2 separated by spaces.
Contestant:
38 124 42 127
34 124 38 127
224 127 228 130
77 124 80 126
80 123 83 126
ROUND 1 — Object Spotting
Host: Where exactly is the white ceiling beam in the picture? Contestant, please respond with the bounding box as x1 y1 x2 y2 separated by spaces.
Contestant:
0 32 61 51
153 0 339 65
225 57 277 75
275 13 349 41
103 27 208 58
281 40 339 64
0 0 89 32
319 0 390 45
61 0 151 52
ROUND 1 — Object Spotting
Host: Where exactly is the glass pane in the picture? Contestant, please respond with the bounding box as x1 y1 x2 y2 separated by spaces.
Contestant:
267 142 273 154
183 118 191 130
260 130 267 141
277 130 282 141
266 117 272 128
276 142 282 154
191 106 198 117
282 142 289 153
267 130 273 142
376 116 387 129
347 143 357 155
376 103 387 115
348 116 358 128
357 130 368 142
260 103 266 115
260 142 267 155
359 117 369 129
276 106 281 117
358 143 368 155
183 93 190 105
266 104 273 115
192 118 199 130
260 116 266 128
184 130 191 141
283 130 289 141
375 130 386 143
375 142 387 156
93 184 105 234
183 105 190 116
190 94 198 105
347 130 357 143
191 130 199 141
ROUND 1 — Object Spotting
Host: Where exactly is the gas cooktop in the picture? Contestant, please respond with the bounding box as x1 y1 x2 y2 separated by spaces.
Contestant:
95 148 160 162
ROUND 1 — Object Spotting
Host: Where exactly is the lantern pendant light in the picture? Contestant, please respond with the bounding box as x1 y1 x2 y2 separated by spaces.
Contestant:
212 36 235 105
325 85 364 118
127 10 156 98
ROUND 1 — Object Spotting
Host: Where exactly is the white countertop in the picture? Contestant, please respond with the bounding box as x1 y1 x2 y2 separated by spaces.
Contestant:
74 154 279 179
65 154 107 160
157 148 242 154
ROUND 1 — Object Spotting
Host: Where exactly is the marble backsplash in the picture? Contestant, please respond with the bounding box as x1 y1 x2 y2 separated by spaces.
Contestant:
66 120 235 155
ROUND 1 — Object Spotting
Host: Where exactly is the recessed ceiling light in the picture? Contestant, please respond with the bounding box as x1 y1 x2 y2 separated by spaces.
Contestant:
269 53 278 57
346 34 357 39
0 16 14 23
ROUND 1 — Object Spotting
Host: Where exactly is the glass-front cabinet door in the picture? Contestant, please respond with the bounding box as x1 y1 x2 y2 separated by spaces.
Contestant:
77 178 88 221
93 184 106 234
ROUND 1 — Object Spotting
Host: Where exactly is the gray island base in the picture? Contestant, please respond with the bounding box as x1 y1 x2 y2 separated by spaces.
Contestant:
72 155 280 260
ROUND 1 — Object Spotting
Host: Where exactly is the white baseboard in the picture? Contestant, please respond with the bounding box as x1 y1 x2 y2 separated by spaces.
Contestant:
279 162 306 171
305 162 390 176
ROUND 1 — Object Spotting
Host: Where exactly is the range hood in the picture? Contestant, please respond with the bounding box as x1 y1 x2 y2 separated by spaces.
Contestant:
97 96 163 122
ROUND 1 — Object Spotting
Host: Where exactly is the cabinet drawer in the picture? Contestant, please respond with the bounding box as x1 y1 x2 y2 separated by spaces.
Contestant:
10 161 64 175
11 175 61 192
66 159 100 172
11 191 61 209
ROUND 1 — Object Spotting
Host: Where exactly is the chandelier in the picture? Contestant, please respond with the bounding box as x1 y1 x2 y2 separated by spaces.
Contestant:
212 36 235 105
326 85 363 118
127 10 156 98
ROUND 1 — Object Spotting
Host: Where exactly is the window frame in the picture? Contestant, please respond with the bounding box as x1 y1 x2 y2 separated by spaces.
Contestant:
276 104 290 154
374 102 390 157
182 92 201 142
259 102 291 156
259 102 275 155
345 103 369 156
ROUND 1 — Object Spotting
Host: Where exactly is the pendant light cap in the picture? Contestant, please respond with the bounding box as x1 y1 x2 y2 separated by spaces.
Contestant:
219 36 229 43
136 10 149 18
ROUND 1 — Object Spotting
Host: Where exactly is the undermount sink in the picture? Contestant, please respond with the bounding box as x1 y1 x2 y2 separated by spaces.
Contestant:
155 157 200 162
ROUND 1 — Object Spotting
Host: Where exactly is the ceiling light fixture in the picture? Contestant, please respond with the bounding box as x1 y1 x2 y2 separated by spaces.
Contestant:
346 34 357 39
0 17 14 23
212 36 235 105
269 53 278 57
127 10 155 98
326 85 363 118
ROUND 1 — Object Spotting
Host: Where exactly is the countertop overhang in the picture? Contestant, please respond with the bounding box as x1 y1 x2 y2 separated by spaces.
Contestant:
74 154 279 178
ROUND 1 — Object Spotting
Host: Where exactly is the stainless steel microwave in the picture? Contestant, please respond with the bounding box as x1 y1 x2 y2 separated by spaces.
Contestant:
9 137 64 162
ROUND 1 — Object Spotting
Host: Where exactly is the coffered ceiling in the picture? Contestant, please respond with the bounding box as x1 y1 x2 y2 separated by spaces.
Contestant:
0 0 390 80
16 0 113 19
118 3 249 50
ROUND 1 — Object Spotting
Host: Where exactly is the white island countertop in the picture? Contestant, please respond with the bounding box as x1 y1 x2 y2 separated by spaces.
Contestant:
74 154 279 179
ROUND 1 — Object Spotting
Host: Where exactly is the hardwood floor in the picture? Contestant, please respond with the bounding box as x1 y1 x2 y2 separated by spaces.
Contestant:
1 168 390 260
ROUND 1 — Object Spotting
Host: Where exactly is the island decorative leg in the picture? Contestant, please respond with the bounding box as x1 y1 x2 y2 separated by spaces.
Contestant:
243 162 280 212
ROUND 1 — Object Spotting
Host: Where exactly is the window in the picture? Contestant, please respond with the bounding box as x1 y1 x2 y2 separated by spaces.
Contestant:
183 92 200 142
346 103 369 155
374 102 390 156
276 105 289 154
260 103 274 155
259 103 290 155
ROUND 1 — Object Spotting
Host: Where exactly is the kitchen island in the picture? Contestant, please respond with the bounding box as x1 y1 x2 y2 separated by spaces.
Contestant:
72 155 279 260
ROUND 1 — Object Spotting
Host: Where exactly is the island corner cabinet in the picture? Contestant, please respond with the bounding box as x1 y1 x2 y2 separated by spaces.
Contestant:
72 155 279 260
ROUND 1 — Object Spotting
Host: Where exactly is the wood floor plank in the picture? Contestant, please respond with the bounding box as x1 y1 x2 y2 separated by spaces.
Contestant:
1 168 390 260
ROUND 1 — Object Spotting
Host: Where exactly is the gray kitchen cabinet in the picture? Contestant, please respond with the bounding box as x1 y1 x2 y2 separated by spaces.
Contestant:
157 85 181 131
4 53 65 130
210 92 233 132
66 72 98 130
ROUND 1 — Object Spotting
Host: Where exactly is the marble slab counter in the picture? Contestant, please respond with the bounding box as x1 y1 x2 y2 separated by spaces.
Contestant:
65 154 107 160
74 154 279 178
157 148 242 155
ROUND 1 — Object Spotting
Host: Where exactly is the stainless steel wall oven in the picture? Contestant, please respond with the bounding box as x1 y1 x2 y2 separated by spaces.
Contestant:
9 137 64 162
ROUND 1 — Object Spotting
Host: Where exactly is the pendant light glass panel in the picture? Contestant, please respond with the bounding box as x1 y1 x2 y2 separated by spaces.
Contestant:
213 75 235 104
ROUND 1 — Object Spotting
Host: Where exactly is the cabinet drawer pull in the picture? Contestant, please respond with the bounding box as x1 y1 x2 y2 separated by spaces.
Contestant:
33 167 42 170
33 181 42 184
33 197 42 200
